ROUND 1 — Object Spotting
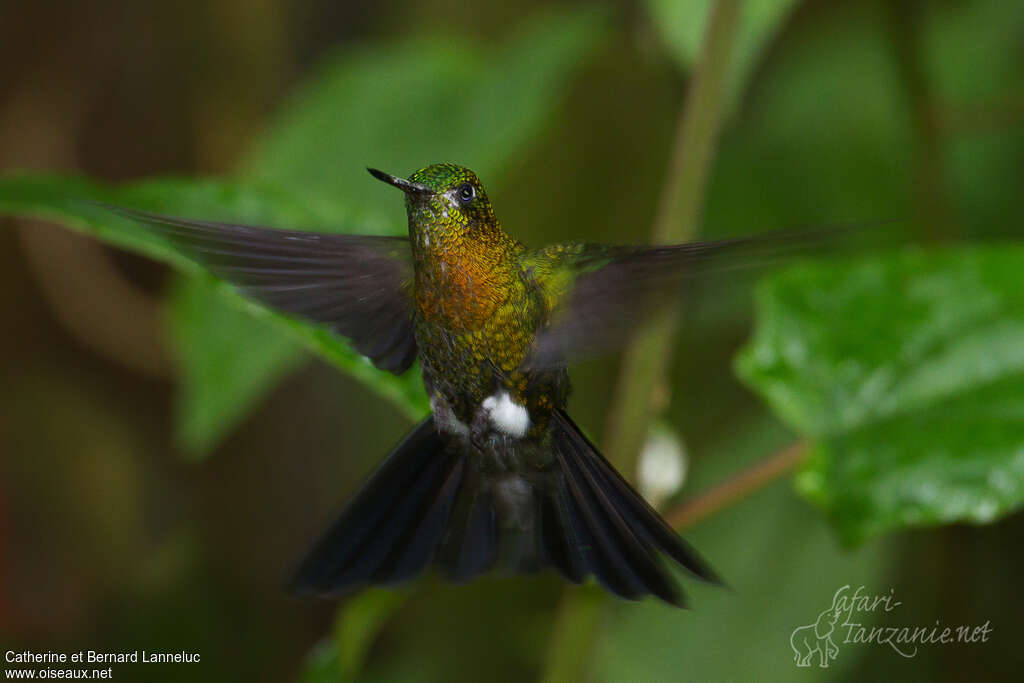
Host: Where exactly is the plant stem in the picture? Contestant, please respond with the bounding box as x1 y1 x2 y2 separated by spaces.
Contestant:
665 440 808 528
603 0 743 473
540 586 606 683
884 0 954 243
541 4 744 680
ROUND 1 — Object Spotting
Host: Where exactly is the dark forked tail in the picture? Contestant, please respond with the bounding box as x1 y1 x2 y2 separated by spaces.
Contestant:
290 412 719 606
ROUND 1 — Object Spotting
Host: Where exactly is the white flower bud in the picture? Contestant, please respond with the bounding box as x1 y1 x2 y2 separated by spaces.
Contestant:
637 424 688 509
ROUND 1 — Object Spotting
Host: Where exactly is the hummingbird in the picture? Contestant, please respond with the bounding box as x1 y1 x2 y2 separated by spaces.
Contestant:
104 163 845 606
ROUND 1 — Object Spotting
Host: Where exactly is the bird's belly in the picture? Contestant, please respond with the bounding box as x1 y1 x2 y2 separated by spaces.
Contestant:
414 305 568 444
415 318 523 408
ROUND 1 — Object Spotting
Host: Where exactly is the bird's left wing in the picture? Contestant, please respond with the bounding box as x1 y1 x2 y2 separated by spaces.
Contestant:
522 226 867 369
102 205 418 374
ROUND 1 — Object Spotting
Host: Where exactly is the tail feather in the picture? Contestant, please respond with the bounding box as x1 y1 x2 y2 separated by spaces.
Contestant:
291 418 458 593
554 411 721 586
554 431 683 605
374 456 465 584
539 493 586 584
556 455 657 600
291 411 719 606
340 452 450 585
439 487 498 582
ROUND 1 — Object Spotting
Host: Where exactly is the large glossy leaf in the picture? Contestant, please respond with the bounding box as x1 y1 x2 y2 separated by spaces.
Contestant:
735 247 1024 543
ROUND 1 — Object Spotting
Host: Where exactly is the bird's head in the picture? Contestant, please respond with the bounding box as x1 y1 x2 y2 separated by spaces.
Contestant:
368 163 501 253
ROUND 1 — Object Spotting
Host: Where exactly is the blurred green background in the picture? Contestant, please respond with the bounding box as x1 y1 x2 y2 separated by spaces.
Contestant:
1 0 1023 681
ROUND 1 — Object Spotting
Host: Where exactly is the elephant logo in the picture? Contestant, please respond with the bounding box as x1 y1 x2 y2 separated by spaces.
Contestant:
790 602 842 668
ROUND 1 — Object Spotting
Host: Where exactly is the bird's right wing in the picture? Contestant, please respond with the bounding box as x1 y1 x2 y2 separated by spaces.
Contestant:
522 224 878 369
101 205 418 374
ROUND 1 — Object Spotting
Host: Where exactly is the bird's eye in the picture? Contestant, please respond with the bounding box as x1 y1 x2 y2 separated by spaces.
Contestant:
457 183 475 203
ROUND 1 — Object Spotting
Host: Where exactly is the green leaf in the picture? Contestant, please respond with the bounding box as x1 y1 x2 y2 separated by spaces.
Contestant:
245 6 608 210
644 0 796 111
736 247 1024 543
300 588 412 683
244 3 609 231
0 174 431 430
0 174 327 266
168 276 306 456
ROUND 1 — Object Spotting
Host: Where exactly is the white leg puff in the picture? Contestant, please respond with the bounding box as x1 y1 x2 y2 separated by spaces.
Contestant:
481 391 531 439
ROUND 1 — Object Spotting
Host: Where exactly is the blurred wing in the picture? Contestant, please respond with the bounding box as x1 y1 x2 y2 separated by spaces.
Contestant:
524 225 873 369
102 205 418 374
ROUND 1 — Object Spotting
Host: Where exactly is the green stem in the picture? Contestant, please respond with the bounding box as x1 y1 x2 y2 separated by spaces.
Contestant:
540 586 607 683
603 0 743 473
541 4 744 680
884 0 954 243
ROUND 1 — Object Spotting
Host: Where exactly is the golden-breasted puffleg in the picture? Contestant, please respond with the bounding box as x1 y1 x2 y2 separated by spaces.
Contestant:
103 163 847 606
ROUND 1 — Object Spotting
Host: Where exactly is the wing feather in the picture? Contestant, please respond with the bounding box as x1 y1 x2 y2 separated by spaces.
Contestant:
524 223 881 368
102 204 417 374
